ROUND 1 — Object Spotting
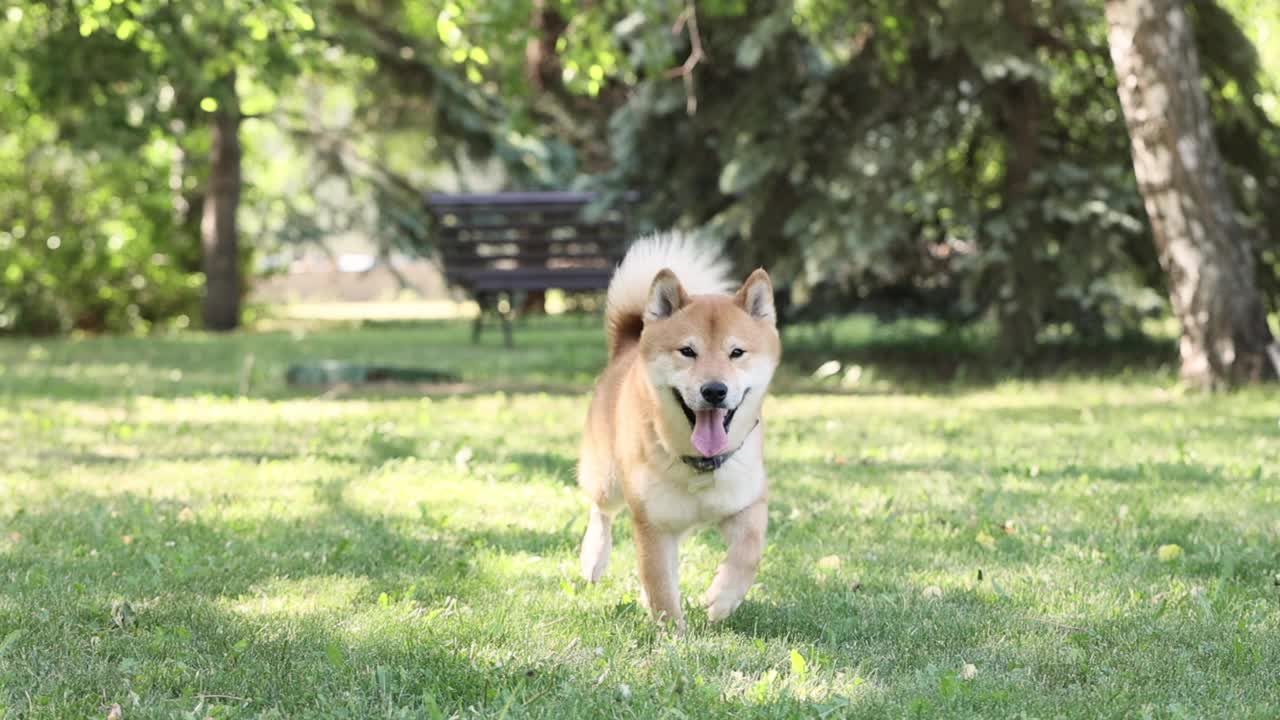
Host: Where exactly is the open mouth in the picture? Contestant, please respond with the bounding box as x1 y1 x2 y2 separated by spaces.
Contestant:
672 388 738 433
673 388 752 458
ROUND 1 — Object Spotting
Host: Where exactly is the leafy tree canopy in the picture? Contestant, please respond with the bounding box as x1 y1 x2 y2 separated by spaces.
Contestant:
1 0 1277 346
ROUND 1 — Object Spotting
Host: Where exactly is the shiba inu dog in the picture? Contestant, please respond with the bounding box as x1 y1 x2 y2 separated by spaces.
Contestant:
577 233 781 629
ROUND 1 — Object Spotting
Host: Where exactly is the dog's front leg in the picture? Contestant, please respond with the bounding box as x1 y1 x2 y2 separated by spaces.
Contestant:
703 499 767 622
634 519 684 630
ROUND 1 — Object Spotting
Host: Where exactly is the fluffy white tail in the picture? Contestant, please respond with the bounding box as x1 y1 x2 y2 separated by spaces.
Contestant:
605 231 732 357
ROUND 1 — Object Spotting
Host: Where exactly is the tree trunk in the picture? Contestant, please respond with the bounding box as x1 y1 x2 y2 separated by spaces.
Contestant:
1105 0 1279 388
994 77 1046 361
993 0 1047 361
201 71 242 332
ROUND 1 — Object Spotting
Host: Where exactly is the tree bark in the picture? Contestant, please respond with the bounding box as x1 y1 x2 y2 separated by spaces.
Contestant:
980 0 1050 361
201 71 242 332
993 66 1046 361
1105 0 1279 387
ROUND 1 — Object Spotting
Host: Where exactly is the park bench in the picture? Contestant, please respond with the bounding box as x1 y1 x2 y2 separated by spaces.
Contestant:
426 191 632 347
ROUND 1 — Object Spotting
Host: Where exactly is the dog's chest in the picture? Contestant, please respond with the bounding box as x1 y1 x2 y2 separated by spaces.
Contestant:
640 458 765 531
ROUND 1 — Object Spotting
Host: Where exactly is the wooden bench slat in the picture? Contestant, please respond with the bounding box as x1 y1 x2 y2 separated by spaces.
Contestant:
448 268 615 291
437 254 621 271
427 191 600 206
439 255 617 267
443 264 613 277
439 247 621 260
461 277 615 292
436 218 625 231
425 190 633 345
437 235 623 247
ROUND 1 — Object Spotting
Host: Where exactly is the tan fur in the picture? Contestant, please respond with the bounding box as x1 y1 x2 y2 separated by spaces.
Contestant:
578 261 781 630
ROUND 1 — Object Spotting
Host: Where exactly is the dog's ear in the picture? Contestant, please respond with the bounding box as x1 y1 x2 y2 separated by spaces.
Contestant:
735 268 776 325
645 269 688 322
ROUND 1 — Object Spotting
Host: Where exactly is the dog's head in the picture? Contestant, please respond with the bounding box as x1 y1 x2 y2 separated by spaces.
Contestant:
639 268 782 458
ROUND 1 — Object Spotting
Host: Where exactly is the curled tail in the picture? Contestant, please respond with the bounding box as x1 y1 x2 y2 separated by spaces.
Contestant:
605 231 732 358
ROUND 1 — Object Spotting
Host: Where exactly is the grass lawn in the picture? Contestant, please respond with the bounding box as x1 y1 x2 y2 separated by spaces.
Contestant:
1 317 1278 718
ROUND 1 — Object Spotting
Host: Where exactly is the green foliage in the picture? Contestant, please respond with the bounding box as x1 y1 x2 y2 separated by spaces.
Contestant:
426 0 1278 343
1195 1 1280 308
581 1 1162 341
0 116 201 334
2 0 1278 343
0 0 310 334
2 321 1278 717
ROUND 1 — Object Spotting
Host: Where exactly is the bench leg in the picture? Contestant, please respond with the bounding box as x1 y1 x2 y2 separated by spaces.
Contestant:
516 290 545 326
500 300 514 349
472 293 490 344
471 293 515 347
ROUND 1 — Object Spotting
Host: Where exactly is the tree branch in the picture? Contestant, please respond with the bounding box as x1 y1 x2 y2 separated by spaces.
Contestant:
666 2 707 115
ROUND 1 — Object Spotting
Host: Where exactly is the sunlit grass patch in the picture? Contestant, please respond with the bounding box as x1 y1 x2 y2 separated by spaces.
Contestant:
1 318 1278 718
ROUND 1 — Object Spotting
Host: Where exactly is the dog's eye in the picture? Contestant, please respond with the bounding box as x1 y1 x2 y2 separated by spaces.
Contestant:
729 348 745 359
678 346 697 358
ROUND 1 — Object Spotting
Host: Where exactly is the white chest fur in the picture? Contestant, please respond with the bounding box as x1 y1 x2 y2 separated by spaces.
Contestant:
635 431 766 532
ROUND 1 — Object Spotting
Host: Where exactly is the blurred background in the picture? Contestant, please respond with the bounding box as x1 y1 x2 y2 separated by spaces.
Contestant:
2 0 1278 388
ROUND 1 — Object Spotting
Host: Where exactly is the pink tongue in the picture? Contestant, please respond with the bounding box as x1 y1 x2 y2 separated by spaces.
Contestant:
691 409 730 457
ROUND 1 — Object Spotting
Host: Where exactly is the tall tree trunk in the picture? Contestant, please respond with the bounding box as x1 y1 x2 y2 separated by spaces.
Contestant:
1105 0 1279 388
994 78 1046 360
993 0 1047 361
201 71 242 332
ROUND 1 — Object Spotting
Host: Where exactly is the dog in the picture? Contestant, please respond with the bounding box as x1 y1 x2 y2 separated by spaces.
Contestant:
577 233 781 629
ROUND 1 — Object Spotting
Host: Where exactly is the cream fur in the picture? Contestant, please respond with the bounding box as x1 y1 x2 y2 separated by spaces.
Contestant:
579 237 781 631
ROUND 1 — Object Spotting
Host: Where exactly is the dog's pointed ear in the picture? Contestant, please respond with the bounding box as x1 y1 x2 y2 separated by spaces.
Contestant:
645 269 688 322
735 268 776 325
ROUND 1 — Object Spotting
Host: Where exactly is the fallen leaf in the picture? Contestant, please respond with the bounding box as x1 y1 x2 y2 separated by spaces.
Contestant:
111 600 136 630
0 629 24 657
324 640 346 669
789 649 808 676
817 555 841 570
842 365 863 386
812 360 841 380
960 663 978 680
106 704 123 720
454 447 474 468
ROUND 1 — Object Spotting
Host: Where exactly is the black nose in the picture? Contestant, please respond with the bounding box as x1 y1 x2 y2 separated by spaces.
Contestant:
700 381 728 405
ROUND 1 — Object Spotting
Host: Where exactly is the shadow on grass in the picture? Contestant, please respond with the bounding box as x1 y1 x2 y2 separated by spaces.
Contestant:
35 449 368 468
1 483 580 607
501 451 579 485
0 489 1068 717
3 473 1276 718
0 314 1195 407
780 323 1179 388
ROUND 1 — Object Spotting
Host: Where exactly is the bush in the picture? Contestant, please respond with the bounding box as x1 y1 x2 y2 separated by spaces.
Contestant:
0 123 203 335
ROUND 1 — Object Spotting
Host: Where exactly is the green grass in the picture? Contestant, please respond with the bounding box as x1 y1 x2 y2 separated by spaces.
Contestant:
2 316 1278 718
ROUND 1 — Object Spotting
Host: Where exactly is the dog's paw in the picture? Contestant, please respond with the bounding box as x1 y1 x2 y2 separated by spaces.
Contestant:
703 590 745 622
581 556 608 583
579 535 611 583
643 604 686 634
